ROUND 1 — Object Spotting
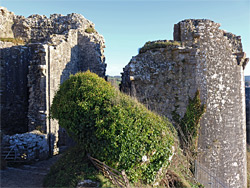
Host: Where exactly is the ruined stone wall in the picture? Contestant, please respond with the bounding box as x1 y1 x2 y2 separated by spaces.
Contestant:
27 44 48 133
0 43 30 134
78 31 106 77
175 20 247 187
48 30 79 151
1 7 106 155
121 45 199 120
121 19 247 187
3 9 93 43
246 87 250 144
0 7 15 38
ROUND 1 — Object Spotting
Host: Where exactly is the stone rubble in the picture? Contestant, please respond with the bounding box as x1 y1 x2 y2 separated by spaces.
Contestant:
3 130 49 160
77 179 99 188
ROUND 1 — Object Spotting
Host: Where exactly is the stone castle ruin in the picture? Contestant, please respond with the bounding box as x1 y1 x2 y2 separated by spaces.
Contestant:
120 19 248 187
0 7 106 156
1 7 249 187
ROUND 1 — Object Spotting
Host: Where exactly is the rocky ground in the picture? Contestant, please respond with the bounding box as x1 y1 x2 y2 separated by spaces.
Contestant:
1 155 61 188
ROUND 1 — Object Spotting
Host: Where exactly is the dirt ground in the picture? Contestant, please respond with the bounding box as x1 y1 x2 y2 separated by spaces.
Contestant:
1 155 61 188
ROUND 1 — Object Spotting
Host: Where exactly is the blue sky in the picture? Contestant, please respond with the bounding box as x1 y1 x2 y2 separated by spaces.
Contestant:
1 0 250 76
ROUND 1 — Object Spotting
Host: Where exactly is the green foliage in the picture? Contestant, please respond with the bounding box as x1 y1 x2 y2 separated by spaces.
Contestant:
85 26 96 34
162 143 203 187
50 71 174 184
0 38 25 45
43 145 112 187
172 90 206 154
139 40 181 54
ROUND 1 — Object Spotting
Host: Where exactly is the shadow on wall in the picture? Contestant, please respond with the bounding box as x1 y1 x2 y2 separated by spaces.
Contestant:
49 45 80 148
0 45 30 135
54 38 105 147
59 45 79 84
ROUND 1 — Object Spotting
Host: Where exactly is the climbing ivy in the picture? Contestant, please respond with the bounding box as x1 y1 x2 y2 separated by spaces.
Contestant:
172 90 206 154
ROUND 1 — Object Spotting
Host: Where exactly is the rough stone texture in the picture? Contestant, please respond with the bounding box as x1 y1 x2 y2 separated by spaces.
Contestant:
12 13 92 43
121 19 247 188
0 41 15 48
246 86 250 144
0 7 106 155
0 7 15 38
0 44 30 134
2 130 49 161
77 180 99 188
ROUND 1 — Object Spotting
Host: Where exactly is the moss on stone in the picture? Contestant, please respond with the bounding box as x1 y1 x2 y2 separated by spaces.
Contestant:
85 27 96 34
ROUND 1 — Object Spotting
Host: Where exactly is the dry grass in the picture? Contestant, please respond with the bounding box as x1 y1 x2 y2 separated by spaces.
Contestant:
85 27 96 34
0 38 25 45
139 40 181 54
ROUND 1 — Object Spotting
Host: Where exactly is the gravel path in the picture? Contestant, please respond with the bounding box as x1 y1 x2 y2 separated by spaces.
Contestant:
1 155 61 188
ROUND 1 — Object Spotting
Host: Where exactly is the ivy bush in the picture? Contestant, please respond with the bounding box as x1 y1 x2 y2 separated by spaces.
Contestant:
51 71 174 184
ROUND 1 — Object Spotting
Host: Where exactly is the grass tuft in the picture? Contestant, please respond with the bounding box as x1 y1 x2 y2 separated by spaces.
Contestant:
0 38 25 45
139 40 181 54
43 145 112 187
85 27 96 34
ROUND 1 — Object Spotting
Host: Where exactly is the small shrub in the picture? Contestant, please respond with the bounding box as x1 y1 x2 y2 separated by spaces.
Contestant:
85 27 96 34
50 71 174 184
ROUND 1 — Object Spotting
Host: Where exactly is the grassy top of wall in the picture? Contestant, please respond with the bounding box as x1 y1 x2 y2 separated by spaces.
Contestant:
139 40 181 54
0 38 25 45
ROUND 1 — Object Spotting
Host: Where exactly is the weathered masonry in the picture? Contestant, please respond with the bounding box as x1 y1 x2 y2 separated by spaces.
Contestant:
121 19 248 188
246 86 250 144
0 7 106 155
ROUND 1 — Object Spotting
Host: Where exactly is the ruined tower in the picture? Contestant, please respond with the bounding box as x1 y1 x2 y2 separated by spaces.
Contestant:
0 7 106 154
121 19 248 187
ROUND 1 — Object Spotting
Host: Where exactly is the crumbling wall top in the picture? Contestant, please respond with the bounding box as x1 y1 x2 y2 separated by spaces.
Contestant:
0 7 15 38
0 7 98 43
173 19 247 68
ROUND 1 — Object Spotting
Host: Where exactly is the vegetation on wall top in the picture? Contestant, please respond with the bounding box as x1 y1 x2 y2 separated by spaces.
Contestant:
0 38 25 45
85 26 96 34
139 40 181 54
